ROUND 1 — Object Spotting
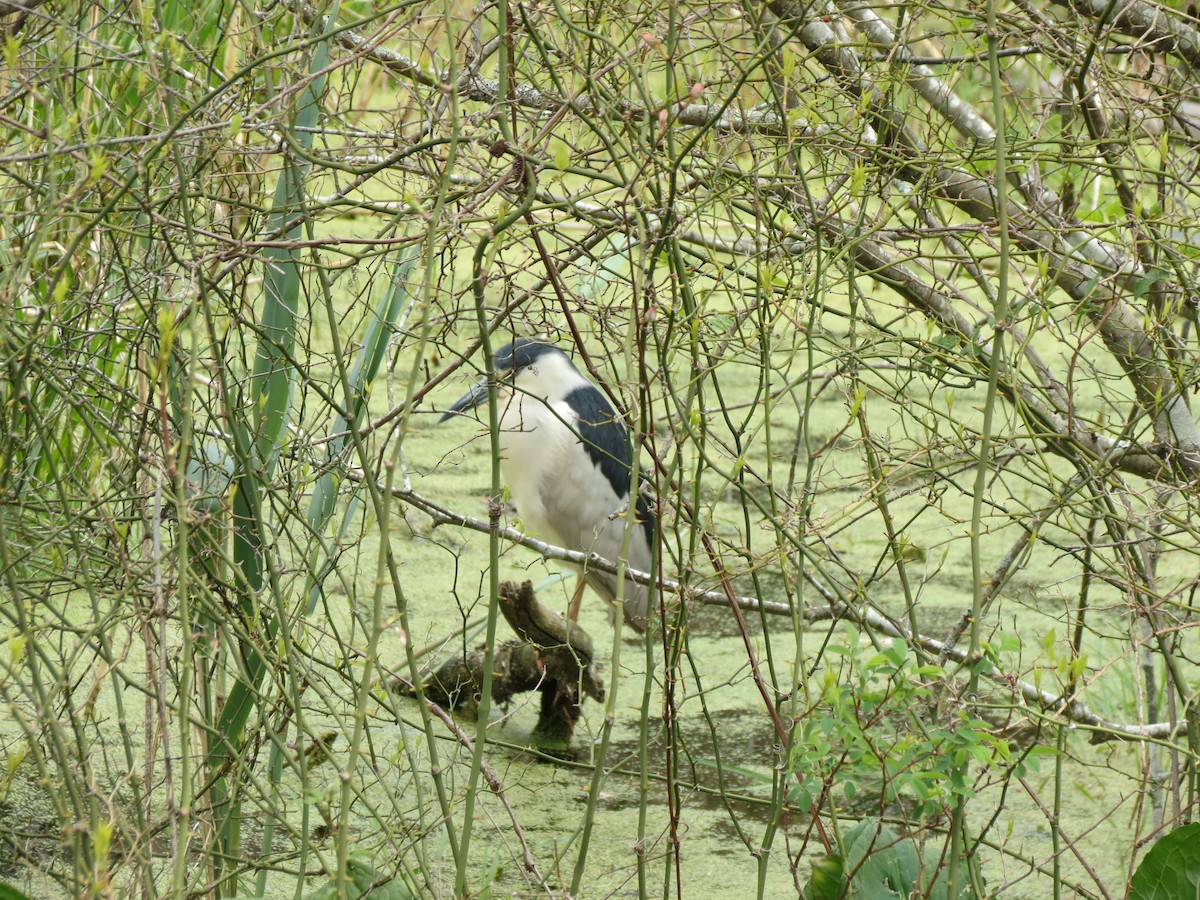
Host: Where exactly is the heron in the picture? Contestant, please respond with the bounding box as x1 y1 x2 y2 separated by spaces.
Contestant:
440 338 656 632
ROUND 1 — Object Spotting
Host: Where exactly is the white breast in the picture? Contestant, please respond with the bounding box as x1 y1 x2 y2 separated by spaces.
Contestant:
497 391 580 546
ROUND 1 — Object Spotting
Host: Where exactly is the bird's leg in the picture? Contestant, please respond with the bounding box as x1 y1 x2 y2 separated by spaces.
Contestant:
568 578 586 622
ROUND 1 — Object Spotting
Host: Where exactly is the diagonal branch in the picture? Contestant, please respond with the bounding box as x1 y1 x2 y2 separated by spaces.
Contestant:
766 0 1200 478
377 483 1189 745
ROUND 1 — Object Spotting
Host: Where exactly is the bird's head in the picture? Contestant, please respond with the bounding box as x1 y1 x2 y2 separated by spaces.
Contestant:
439 338 575 421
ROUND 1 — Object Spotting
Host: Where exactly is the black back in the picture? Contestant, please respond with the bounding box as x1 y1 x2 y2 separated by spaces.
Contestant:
568 383 656 544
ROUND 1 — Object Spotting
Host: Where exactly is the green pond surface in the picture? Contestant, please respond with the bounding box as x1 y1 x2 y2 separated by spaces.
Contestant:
1 327 1186 899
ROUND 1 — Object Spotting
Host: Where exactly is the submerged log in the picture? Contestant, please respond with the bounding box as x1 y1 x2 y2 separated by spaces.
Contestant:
405 581 604 750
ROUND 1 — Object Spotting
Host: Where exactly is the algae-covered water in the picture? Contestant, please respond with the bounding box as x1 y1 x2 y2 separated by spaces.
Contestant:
0 318 1185 899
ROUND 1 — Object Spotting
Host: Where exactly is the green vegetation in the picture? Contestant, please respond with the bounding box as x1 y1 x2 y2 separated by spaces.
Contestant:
0 0 1198 897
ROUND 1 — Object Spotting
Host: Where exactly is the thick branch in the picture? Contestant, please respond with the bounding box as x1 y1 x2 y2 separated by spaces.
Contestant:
1060 0 1200 68
835 0 1139 282
768 0 1200 478
381 483 1188 744
821 212 1165 479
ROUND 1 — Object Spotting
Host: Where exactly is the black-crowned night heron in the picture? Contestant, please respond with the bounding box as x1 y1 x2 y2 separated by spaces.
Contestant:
440 338 656 632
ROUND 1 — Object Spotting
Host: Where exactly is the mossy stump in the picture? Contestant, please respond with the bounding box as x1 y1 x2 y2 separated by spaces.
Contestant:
412 581 604 751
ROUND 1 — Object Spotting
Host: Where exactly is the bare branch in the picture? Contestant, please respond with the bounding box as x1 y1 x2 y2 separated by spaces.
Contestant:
383 484 1188 744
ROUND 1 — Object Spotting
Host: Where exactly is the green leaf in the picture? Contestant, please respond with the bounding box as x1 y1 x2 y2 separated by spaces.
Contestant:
0 884 35 900
805 854 844 900
883 639 908 668
1129 823 1200 900
1132 268 1167 300
839 819 974 900
251 5 343 476
843 820 910 899
552 141 570 171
